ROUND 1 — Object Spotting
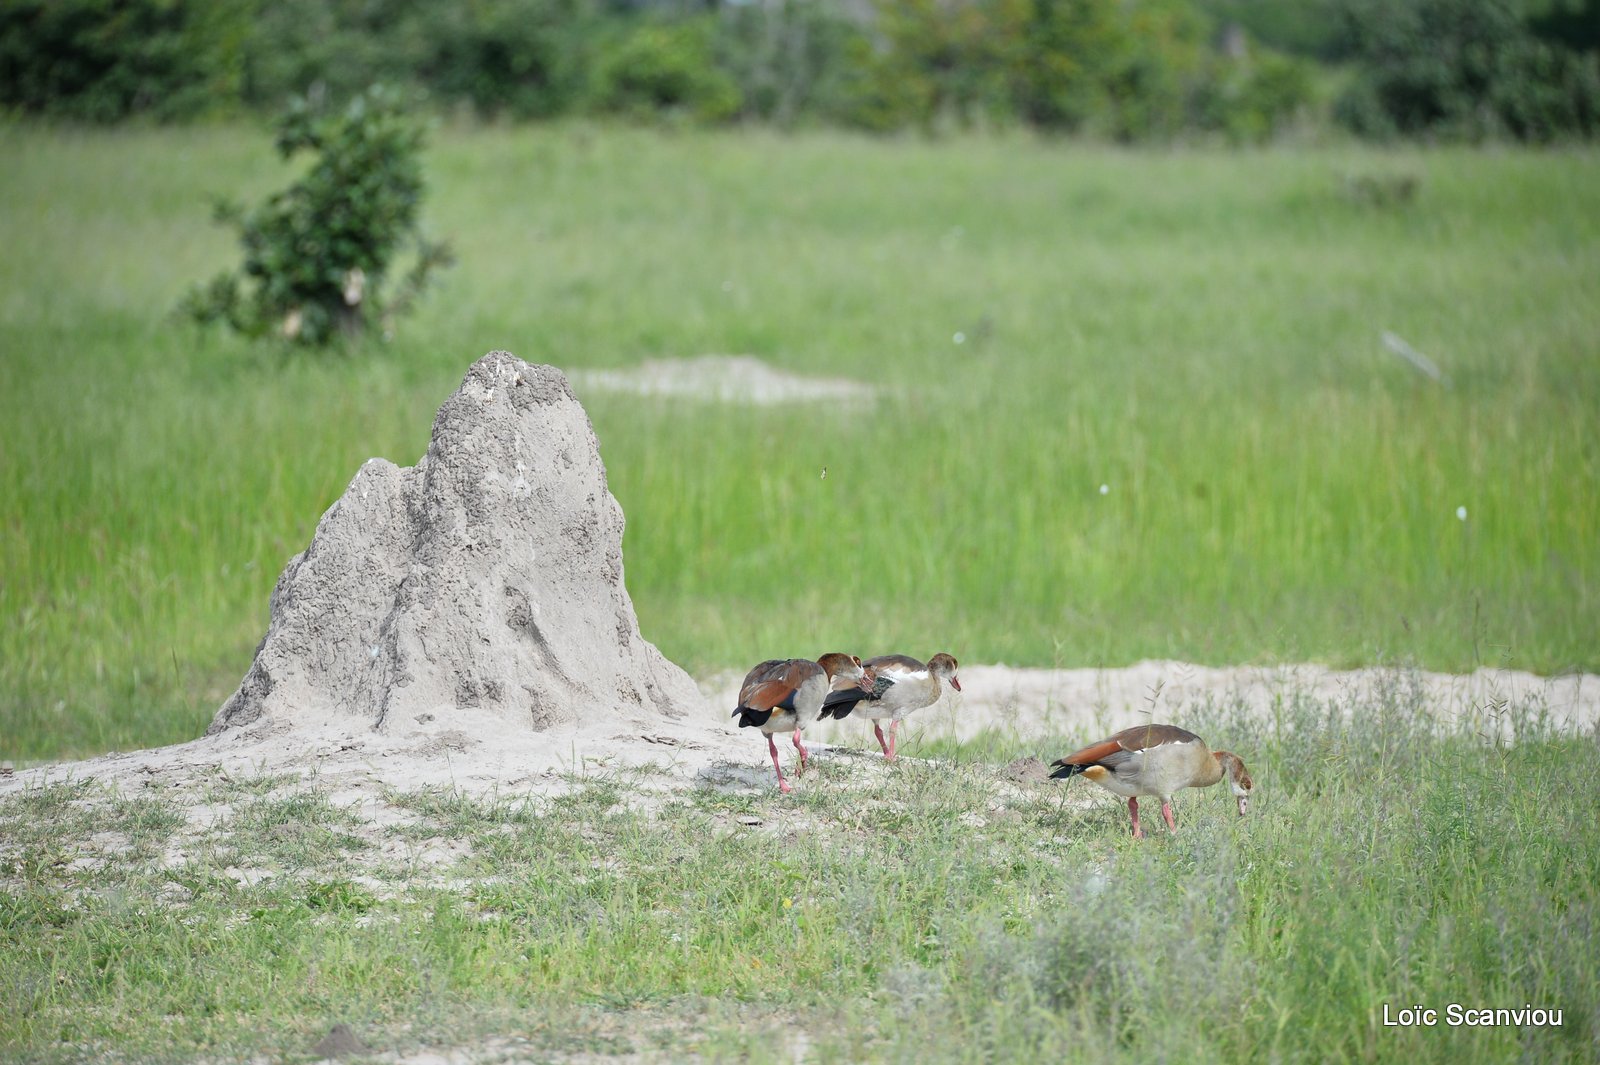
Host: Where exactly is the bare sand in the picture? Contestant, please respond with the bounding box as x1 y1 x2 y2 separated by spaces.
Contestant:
568 354 876 406
4 660 1593 811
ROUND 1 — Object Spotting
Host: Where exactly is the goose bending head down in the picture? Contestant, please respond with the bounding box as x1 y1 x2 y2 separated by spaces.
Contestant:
732 653 872 793
819 652 962 762
1048 724 1253 838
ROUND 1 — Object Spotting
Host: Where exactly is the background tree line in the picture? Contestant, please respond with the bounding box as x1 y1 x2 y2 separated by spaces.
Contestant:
2 0 1597 141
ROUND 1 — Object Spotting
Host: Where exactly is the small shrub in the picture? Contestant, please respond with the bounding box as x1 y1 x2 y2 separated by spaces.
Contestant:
182 85 452 348
591 20 741 125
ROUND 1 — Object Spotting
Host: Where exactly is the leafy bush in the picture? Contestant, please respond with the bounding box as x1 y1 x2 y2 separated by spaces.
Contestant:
1196 0 1352 59
1009 0 1136 133
1334 0 1600 140
237 0 600 119
871 0 1296 142
828 37 941 132
869 0 1029 130
182 86 452 347
711 0 872 127
1099 0 1211 141
1195 49 1315 143
401 0 599 119
0 0 251 122
591 19 741 124
236 0 421 111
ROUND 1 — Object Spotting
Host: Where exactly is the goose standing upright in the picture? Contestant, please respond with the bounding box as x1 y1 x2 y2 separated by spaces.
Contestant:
1049 724 1253 838
820 653 961 762
732 653 873 793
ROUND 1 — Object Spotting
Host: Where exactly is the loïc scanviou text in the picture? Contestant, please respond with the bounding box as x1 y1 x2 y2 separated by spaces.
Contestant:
1383 1003 1563 1028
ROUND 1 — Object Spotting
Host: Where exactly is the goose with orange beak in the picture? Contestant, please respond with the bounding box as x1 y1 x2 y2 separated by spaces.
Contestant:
1049 724 1252 838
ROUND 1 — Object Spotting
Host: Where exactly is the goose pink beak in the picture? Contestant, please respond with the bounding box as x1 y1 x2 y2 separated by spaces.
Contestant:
950 676 962 692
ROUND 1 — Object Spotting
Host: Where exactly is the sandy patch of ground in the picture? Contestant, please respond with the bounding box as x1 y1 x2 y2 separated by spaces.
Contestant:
890 659 1598 745
703 658 1598 755
3 661 1593 817
568 355 875 405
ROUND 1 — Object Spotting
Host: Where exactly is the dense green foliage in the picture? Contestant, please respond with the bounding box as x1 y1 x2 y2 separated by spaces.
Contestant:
871 0 1309 140
0 0 1317 140
9 0 1600 141
1334 0 1600 140
238 0 603 119
181 87 452 346
1 690 1595 1060
0 0 252 122
1198 0 1351 59
591 17 742 123
11 0 1599 141
1 126 1596 761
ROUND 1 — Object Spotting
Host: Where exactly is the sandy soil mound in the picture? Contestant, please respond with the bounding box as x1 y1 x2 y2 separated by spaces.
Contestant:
569 354 873 405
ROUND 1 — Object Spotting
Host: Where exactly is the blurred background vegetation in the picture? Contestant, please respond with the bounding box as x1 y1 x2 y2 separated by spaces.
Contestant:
1 0 1597 142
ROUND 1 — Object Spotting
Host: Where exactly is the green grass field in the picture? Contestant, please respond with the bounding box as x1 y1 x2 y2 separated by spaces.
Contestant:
2 123 1597 761
2 688 1595 1062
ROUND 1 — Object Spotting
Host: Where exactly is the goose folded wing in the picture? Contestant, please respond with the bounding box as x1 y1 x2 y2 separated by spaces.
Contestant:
865 654 925 675
1049 724 1199 773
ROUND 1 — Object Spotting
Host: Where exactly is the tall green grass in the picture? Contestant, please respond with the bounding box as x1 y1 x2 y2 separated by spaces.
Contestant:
1 123 1597 760
2 690 1595 1061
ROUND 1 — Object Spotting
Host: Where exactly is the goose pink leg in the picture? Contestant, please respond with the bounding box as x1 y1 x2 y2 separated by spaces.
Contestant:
1128 796 1145 839
886 721 899 762
1161 800 1178 833
792 729 809 772
767 734 792 794
873 723 890 758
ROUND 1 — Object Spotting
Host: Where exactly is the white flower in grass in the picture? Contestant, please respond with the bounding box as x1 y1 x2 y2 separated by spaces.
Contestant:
1099 484 1110 495
953 332 966 344
1456 506 1468 521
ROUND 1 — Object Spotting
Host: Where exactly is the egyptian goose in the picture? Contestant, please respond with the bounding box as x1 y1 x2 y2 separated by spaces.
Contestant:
732 653 872 793
1049 724 1253 838
820 653 961 762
